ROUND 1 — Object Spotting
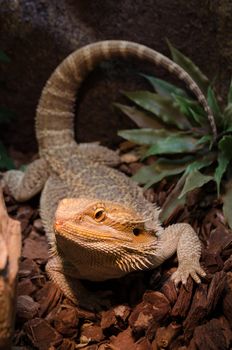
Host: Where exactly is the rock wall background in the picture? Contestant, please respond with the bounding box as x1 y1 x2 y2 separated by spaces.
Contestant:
0 0 232 153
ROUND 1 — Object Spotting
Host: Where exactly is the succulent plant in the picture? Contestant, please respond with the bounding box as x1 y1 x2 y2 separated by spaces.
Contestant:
116 42 232 228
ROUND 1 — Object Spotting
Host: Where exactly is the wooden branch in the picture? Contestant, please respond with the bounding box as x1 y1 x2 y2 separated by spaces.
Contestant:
0 187 21 350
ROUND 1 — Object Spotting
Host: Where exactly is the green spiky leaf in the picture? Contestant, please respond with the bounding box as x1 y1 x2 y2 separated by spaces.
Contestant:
223 103 232 131
222 180 232 229
228 79 232 105
167 40 209 94
218 135 232 159
185 155 215 174
118 128 168 145
160 174 187 223
132 157 190 187
188 108 207 127
0 142 14 170
143 133 199 157
214 135 232 194
114 103 163 129
196 135 213 146
207 87 223 127
179 170 213 198
172 94 207 127
214 152 230 196
141 74 188 98
124 91 191 130
118 129 198 156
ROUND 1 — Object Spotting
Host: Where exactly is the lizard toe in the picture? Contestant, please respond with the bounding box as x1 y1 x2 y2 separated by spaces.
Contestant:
196 266 206 277
171 262 205 286
190 265 206 283
171 270 183 286
190 271 201 284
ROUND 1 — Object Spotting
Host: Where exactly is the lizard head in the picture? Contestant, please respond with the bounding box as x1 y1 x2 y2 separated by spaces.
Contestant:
54 197 157 246
53 197 160 278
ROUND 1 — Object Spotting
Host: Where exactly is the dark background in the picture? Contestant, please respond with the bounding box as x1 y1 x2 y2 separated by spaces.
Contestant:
0 0 231 154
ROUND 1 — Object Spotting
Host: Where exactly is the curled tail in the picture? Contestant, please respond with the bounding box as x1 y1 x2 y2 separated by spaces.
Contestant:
36 40 216 157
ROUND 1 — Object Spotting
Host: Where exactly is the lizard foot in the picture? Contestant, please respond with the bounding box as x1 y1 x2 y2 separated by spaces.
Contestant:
171 261 206 285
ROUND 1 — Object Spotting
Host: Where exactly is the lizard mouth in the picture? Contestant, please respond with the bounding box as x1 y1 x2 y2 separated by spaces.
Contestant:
54 220 133 243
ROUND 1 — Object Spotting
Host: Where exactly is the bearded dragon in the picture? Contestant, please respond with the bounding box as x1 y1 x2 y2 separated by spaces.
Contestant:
3 41 211 310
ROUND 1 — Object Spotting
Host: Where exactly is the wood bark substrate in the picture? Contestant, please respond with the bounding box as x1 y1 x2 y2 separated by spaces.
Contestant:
0 187 21 349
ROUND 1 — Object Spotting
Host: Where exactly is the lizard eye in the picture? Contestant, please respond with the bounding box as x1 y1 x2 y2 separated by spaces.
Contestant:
133 228 141 236
94 209 106 222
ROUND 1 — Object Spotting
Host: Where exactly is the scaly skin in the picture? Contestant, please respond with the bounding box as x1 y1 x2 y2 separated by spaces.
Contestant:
3 41 208 310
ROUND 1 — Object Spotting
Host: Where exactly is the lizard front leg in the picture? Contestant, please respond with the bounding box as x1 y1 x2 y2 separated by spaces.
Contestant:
157 223 206 284
3 158 49 201
46 255 111 311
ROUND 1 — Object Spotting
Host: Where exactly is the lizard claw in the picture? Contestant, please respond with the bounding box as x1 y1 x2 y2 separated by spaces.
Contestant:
171 262 206 286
